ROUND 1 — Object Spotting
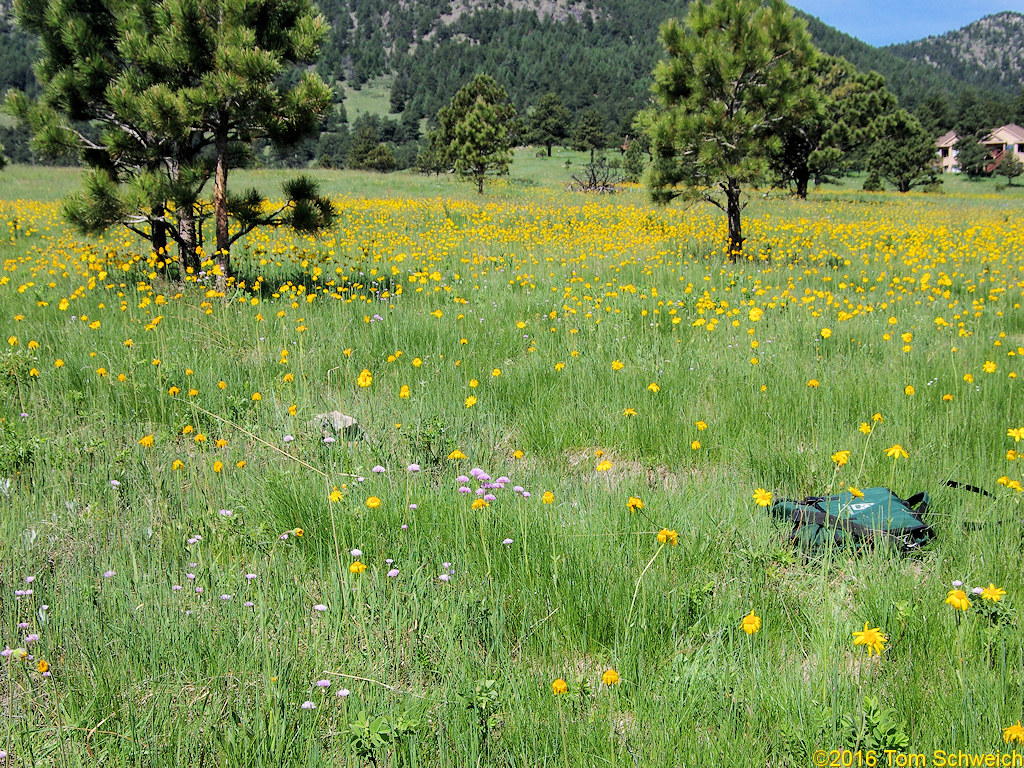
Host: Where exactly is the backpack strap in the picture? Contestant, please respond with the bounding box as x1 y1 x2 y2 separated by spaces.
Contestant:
905 491 929 518
944 480 992 498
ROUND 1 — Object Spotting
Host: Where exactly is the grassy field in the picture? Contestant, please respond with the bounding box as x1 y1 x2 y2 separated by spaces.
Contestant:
342 76 399 122
2 154 1024 767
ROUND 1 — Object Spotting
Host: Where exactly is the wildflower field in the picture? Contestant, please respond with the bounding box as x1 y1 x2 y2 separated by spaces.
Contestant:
2 159 1024 766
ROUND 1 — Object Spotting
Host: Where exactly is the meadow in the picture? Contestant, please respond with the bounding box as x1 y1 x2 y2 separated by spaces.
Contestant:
2 154 1024 766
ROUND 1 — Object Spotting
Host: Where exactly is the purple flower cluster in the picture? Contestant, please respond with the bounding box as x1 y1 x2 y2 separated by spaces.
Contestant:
457 467 530 501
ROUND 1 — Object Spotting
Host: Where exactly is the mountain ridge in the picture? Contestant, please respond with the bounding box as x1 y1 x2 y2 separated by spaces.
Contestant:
884 11 1024 94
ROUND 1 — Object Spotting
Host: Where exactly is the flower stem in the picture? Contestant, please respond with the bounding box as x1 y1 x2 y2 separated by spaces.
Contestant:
626 542 665 629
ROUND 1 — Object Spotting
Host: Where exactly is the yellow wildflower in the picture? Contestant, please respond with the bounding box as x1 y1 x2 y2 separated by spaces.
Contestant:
945 589 971 611
741 611 761 635
852 622 887 656
981 584 1007 602
1003 722 1024 744
886 444 909 459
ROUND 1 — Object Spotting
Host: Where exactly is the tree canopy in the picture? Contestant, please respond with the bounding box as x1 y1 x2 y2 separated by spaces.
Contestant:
955 133 991 178
866 109 940 192
644 0 817 259
435 74 515 193
6 0 334 284
525 92 571 157
771 55 897 197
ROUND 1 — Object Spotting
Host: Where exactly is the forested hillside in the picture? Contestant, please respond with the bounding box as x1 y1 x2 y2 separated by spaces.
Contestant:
313 0 690 131
2 0 1024 167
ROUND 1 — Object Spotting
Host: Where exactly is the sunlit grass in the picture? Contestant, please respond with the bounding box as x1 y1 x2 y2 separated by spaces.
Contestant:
1 160 1024 765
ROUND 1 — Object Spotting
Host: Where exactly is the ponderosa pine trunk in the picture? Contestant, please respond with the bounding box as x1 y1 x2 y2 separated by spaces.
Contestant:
794 165 810 199
726 178 743 262
213 125 230 288
177 205 199 278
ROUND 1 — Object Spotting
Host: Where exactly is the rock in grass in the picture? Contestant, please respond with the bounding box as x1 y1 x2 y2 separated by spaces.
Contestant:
310 411 363 441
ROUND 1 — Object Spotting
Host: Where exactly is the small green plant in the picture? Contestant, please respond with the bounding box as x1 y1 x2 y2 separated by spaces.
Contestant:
0 348 37 387
458 679 502 750
0 419 39 476
345 706 424 768
346 709 393 767
403 416 454 468
842 696 909 753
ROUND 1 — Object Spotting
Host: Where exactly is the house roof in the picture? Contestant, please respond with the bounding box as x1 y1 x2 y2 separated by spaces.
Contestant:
936 130 958 148
982 124 1024 145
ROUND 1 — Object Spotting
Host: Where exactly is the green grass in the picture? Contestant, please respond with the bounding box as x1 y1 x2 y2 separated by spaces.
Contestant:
1 157 1024 766
343 76 398 121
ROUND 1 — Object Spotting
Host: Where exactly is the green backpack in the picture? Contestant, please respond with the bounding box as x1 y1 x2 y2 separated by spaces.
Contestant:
770 487 933 550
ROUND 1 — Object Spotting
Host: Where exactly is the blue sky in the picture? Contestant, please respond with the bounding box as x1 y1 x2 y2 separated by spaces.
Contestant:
791 1 1024 46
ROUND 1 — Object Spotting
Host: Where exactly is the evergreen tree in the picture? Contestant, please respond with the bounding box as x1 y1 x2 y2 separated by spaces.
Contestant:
571 108 608 163
362 144 397 172
436 73 515 190
451 97 512 194
771 56 897 198
6 0 334 284
622 139 646 183
526 92 570 157
316 125 350 169
6 0 200 268
954 90 993 137
866 109 940 192
436 74 515 155
180 0 334 284
347 115 383 169
915 89 954 137
996 152 1024 186
644 0 817 260
415 130 449 175
955 133 991 179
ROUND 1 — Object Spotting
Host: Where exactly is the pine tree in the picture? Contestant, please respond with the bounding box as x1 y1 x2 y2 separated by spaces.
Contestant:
452 97 512 194
866 110 940 192
643 0 817 259
6 0 334 284
996 151 1024 186
415 130 449 175
348 115 383 169
571 109 607 164
622 140 646 183
955 133 991 179
436 74 515 159
526 92 570 157
771 56 897 198
180 0 334 284
436 74 515 192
